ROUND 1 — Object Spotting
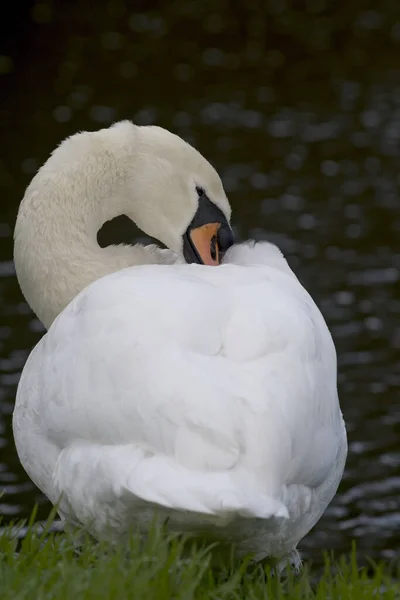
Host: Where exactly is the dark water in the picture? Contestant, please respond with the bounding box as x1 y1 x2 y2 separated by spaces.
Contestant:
1 1 399 565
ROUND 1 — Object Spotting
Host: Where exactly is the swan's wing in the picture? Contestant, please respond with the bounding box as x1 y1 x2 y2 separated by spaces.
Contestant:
14 243 346 530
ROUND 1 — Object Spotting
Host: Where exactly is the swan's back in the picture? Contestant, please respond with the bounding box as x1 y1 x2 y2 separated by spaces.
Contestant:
13 246 346 560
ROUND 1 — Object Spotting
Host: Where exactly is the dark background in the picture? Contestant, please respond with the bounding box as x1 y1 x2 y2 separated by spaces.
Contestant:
1 0 399 566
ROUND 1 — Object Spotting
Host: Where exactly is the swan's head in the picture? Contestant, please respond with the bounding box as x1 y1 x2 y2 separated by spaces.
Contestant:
14 121 235 327
109 121 234 265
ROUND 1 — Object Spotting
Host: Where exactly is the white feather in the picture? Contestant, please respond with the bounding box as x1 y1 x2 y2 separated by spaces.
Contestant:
13 123 347 563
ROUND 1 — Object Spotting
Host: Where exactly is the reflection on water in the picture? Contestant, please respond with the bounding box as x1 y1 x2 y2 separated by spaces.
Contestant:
1 1 399 564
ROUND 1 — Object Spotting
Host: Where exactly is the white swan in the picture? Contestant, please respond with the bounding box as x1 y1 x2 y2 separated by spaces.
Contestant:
13 121 347 569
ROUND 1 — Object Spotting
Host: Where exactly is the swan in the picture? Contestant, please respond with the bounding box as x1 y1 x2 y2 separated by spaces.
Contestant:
13 121 347 570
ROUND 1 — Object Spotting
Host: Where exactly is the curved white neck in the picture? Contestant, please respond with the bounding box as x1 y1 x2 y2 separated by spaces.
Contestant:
14 130 177 329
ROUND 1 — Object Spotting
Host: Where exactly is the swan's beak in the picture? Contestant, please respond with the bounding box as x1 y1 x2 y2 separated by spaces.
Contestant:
185 223 223 266
183 197 234 266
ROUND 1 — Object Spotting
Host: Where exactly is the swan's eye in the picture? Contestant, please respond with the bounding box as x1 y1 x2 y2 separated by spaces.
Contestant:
210 235 218 261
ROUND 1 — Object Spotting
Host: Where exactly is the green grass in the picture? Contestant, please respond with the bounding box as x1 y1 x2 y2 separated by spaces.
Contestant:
0 513 399 599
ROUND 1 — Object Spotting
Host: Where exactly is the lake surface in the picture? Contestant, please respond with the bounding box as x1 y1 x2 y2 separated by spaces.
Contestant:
1 1 399 566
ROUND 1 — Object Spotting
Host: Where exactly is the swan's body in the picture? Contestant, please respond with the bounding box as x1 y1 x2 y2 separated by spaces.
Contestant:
13 121 347 568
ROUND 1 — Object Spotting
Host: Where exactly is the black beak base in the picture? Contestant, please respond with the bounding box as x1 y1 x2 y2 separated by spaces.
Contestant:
183 191 233 264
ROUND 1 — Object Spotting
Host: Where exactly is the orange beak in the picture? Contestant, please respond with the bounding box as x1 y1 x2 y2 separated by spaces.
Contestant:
182 192 234 266
189 223 221 266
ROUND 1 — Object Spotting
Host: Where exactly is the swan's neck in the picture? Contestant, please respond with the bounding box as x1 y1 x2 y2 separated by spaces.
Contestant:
14 132 176 329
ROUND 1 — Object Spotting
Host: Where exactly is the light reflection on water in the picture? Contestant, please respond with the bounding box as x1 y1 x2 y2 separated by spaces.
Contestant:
0 0 399 565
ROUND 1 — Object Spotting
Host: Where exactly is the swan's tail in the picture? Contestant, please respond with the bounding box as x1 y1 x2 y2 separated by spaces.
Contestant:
53 442 289 534
123 452 289 521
